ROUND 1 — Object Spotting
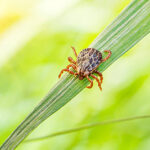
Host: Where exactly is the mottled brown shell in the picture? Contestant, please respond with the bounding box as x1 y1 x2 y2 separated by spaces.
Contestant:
77 48 102 76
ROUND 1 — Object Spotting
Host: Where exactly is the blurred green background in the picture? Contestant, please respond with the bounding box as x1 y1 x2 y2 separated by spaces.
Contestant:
0 0 150 149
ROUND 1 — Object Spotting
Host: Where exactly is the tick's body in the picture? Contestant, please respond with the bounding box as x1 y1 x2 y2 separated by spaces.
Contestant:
58 47 111 91
77 48 102 79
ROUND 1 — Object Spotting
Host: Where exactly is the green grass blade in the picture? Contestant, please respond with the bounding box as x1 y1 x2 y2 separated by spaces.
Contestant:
1 0 150 149
25 115 150 142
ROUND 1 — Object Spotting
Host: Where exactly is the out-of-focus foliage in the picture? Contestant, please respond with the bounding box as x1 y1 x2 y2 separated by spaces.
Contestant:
0 0 150 150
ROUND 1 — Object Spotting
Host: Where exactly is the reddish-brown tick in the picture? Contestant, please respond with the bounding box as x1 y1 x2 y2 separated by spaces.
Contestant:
58 47 111 90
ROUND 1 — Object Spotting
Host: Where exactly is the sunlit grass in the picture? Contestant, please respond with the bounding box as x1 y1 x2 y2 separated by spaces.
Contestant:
0 0 150 150
1 0 150 149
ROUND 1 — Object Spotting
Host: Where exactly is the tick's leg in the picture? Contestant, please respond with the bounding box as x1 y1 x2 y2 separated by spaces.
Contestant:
91 74 102 91
101 50 112 62
68 56 76 65
58 68 77 78
94 70 103 83
66 64 76 70
86 75 93 88
66 64 78 76
71 46 78 58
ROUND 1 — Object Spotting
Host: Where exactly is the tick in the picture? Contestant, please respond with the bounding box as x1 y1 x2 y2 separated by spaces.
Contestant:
58 47 111 91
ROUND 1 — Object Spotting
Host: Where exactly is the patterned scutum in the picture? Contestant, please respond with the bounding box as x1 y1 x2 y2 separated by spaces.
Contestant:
77 48 102 75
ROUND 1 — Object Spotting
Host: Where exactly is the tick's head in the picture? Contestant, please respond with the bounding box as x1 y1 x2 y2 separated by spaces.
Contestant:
78 75 84 80
77 66 89 80
77 67 83 80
